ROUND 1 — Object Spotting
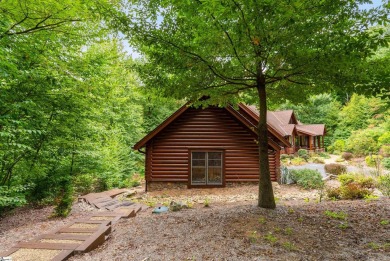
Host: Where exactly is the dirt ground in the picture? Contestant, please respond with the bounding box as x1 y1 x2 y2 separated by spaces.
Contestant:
1 183 389 261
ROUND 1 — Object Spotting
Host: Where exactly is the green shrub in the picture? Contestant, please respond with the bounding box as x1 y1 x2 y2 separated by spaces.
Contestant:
335 157 345 162
290 169 324 189
327 145 334 154
382 158 390 170
73 174 96 195
378 175 390 196
0 185 30 213
312 157 325 164
340 183 370 199
346 128 384 156
53 178 74 217
327 173 375 200
326 187 341 199
297 149 309 161
297 149 308 157
324 210 348 220
280 154 290 160
378 131 390 146
365 155 383 167
338 173 375 188
379 145 390 158
324 163 347 175
290 157 306 166
333 140 346 154
342 152 353 161
319 152 331 159
337 173 356 186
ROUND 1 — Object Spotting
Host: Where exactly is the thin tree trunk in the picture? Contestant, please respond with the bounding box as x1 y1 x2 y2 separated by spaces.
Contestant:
257 76 276 209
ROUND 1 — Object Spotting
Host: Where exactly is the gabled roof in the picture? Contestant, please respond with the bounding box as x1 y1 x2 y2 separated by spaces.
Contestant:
237 104 291 147
133 103 290 150
242 104 327 137
133 102 190 150
242 104 297 138
296 124 326 136
280 124 296 136
269 110 296 125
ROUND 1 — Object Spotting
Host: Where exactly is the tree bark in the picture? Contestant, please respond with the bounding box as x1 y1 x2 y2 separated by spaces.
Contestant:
257 75 276 209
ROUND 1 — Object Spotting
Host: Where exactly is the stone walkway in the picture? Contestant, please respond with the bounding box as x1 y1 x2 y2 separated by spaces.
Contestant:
0 189 147 261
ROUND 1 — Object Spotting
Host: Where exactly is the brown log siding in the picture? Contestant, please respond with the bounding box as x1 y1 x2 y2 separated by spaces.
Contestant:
145 107 278 184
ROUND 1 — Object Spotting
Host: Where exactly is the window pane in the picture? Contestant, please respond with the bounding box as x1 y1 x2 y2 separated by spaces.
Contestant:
192 167 206 184
192 152 206 160
192 159 206 167
207 167 222 184
208 159 221 167
208 152 222 160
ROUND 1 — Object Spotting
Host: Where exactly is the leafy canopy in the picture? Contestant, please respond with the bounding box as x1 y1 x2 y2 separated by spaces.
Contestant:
121 0 389 104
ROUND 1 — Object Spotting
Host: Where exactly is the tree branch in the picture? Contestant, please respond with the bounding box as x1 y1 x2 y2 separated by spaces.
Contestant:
143 32 254 85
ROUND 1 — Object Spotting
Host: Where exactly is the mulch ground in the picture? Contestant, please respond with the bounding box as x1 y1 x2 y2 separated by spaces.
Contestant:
1 184 389 261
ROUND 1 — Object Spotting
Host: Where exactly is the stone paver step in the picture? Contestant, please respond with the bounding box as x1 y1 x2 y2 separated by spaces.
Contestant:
16 242 80 250
0 247 73 261
1 189 147 261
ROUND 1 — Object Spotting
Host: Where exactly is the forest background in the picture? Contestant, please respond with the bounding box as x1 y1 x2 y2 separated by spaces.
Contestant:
0 0 389 216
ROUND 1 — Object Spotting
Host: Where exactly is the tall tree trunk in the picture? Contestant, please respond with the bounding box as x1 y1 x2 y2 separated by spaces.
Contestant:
257 75 276 209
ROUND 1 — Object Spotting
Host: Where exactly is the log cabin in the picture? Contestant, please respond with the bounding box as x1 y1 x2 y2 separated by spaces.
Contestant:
133 103 325 191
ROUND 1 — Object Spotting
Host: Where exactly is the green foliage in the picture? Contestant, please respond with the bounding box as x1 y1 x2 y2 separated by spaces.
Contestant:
73 174 96 195
280 154 290 160
379 145 390 158
324 210 348 220
346 128 385 156
382 158 390 170
278 94 341 147
290 157 306 166
0 185 30 213
365 155 383 167
327 173 375 200
297 149 308 158
324 164 347 175
338 222 350 229
377 175 390 196
327 173 376 199
327 182 372 199
248 231 258 243
204 198 210 207
264 232 278 245
258 216 267 224
53 179 74 217
380 220 389 226
0 0 180 213
311 157 325 164
326 187 342 200
364 194 379 202
338 173 375 188
336 95 373 137
282 241 297 251
290 169 324 189
341 183 371 199
297 149 309 161
118 0 390 209
319 152 331 159
328 140 346 154
378 132 390 145
324 94 390 155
